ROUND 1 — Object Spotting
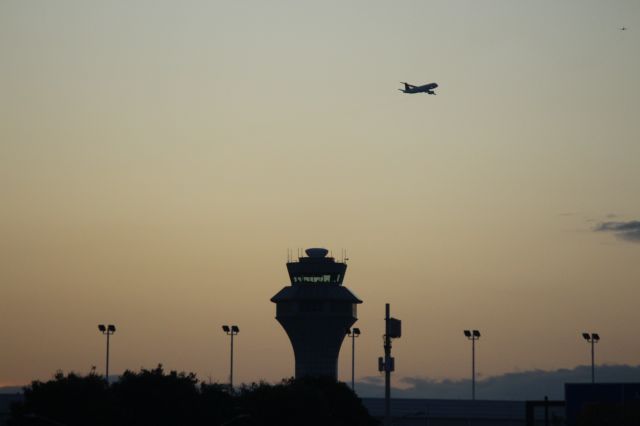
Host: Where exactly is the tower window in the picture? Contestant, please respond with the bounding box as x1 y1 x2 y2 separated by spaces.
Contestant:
293 275 333 283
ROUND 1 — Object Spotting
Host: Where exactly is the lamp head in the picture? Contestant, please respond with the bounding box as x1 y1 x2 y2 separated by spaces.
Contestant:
592 333 600 341
222 325 230 333
464 330 471 337
582 333 590 341
98 324 106 332
231 325 239 333
353 328 361 336
107 325 116 332
473 330 481 338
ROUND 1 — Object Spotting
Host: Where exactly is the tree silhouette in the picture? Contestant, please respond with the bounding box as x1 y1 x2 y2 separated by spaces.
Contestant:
10 368 377 426
110 364 201 426
236 377 378 426
9 370 110 426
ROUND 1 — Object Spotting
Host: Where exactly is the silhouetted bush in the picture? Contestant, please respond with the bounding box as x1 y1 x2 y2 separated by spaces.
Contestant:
236 377 378 426
9 368 377 426
9 371 111 426
198 383 236 425
111 365 201 426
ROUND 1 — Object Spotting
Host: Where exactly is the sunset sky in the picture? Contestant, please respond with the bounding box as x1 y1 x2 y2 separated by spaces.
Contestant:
1 0 639 389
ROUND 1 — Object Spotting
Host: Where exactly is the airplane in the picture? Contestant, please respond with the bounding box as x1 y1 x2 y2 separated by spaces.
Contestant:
399 82 438 95
620 26 627 31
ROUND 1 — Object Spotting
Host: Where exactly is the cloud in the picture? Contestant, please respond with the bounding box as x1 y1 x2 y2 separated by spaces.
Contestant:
595 220 640 242
356 365 640 400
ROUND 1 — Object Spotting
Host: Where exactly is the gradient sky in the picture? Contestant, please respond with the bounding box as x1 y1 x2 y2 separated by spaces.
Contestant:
1 0 639 388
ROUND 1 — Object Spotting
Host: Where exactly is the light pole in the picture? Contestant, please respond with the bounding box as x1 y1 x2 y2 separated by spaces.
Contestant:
98 324 116 384
346 328 360 391
222 325 239 388
464 329 480 400
582 332 600 383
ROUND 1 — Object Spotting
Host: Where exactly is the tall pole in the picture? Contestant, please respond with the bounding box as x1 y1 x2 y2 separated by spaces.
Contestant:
347 328 360 392
351 331 355 391
384 303 391 426
472 336 475 400
464 330 480 400
582 332 599 384
223 325 239 390
98 324 115 385
106 332 110 385
380 305 401 426
591 339 595 384
230 331 234 388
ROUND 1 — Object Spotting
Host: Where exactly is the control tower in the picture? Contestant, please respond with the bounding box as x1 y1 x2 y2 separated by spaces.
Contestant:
271 248 362 379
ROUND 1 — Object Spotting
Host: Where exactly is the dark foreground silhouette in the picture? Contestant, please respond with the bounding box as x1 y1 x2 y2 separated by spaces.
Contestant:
9 365 378 426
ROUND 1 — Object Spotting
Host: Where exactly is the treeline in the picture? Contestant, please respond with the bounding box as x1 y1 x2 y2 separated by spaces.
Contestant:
9 365 378 426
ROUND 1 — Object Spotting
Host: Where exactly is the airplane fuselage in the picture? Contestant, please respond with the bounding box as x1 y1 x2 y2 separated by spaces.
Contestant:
400 82 438 95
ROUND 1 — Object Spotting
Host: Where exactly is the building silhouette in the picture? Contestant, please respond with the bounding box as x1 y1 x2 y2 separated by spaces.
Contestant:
271 248 362 379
